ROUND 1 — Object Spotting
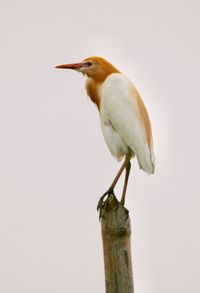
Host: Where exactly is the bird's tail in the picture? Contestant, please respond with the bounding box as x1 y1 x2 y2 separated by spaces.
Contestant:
137 147 155 174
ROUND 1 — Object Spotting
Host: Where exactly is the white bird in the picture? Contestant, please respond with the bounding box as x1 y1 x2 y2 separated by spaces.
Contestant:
55 56 155 208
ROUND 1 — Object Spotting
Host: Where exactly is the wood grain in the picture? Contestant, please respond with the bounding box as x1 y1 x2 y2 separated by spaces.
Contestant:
100 195 134 293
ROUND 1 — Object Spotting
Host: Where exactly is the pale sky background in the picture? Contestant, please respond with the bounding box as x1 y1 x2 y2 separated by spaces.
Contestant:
0 0 200 292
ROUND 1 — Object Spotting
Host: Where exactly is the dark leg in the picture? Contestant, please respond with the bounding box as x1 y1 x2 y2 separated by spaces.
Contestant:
97 153 131 210
120 161 131 205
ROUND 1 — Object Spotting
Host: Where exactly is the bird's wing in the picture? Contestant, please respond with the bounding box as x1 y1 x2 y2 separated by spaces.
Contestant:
100 73 155 174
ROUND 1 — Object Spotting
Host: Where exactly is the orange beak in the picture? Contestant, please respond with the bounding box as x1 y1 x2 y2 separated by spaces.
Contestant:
55 62 89 70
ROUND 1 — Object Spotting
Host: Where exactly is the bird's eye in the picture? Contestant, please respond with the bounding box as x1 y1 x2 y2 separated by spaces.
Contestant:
86 62 92 67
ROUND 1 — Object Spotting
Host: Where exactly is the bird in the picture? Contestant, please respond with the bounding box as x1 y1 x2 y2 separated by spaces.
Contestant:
55 56 155 209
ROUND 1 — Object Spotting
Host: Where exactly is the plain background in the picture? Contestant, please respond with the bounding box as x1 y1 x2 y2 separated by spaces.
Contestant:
0 0 200 292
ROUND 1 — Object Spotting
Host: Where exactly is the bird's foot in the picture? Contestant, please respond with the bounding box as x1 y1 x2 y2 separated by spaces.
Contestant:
97 189 120 220
97 188 114 211
119 199 129 220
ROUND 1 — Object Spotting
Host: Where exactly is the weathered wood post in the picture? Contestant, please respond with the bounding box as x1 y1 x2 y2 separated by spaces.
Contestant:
100 195 134 293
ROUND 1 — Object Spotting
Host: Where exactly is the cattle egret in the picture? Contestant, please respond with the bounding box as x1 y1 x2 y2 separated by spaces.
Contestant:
55 57 155 209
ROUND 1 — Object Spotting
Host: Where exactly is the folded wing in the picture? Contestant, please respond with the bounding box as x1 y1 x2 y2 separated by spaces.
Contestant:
101 73 155 174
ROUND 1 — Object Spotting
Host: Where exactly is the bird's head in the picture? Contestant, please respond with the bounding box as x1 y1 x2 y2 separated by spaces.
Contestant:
55 56 119 82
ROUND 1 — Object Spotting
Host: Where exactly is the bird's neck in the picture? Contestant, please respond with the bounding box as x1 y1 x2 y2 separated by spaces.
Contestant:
85 78 101 110
85 64 120 109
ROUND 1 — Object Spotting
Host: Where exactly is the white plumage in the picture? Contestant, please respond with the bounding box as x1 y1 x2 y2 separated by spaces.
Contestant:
100 73 155 174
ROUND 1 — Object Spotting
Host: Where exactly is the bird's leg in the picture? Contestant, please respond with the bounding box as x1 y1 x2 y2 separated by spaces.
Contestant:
97 153 131 211
120 161 131 206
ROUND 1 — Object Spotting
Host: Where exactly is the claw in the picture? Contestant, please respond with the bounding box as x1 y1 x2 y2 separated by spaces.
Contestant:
97 189 114 211
118 201 129 220
97 189 115 220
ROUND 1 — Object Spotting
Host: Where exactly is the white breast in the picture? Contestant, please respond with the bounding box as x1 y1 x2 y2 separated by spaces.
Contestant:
99 110 129 161
99 73 155 174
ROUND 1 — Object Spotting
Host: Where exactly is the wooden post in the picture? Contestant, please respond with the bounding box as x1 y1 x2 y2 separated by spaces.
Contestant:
100 195 134 293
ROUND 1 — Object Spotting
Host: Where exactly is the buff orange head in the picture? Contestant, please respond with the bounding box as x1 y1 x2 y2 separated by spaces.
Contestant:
55 56 120 82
